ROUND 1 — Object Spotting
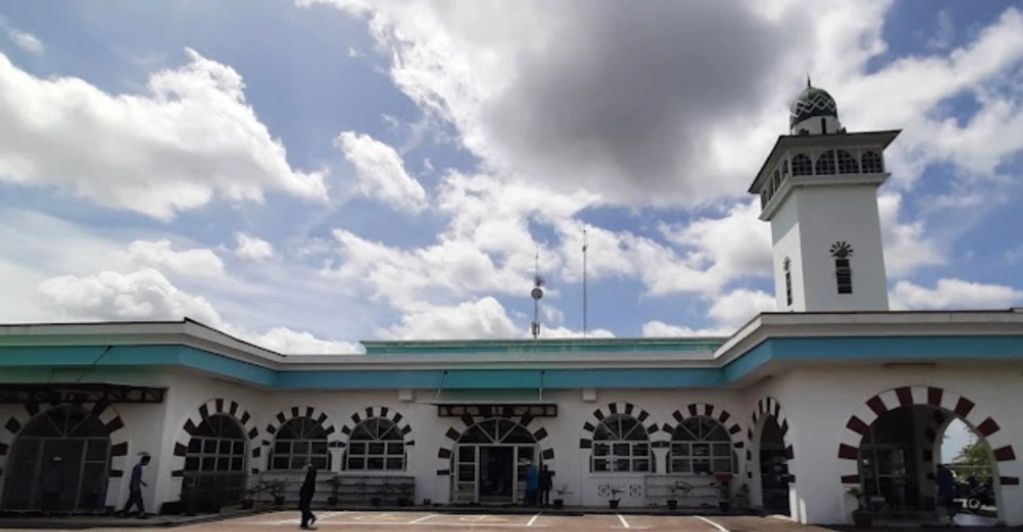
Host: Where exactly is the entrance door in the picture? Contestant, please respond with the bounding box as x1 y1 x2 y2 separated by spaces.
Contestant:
479 447 514 502
1 405 111 513
451 418 540 505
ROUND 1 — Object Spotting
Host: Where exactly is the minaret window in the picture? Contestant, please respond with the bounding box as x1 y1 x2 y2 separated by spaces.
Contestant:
830 242 854 294
837 150 860 174
782 160 789 177
783 257 793 306
861 151 883 173
815 150 837 175
791 154 812 176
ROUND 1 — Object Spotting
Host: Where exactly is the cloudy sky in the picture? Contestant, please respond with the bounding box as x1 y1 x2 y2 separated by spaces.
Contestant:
1 0 1023 354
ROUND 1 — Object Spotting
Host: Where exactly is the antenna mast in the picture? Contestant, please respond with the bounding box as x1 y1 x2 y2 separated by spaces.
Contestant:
582 227 588 338
530 247 544 339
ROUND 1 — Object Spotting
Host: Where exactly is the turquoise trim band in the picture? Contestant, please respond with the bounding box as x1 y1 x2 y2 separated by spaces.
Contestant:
2 335 1022 390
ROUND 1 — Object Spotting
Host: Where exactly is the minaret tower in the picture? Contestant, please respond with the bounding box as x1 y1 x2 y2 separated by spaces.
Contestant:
749 80 900 312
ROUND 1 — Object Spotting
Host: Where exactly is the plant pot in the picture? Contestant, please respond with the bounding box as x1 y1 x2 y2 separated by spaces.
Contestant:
553 499 564 509
328 496 338 506
370 497 382 507
718 501 730 512
398 497 412 507
608 500 620 509
852 510 872 528
667 499 678 510
273 495 285 507
241 499 254 510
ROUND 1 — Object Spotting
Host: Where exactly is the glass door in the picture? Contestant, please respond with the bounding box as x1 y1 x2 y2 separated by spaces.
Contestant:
454 445 477 504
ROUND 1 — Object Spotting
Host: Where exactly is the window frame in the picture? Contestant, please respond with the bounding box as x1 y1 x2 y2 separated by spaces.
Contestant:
668 416 735 475
590 413 653 474
345 417 406 472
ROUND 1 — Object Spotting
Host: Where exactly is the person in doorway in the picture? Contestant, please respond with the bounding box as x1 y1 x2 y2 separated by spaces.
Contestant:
122 454 151 518
539 465 554 507
40 456 64 516
524 461 539 506
299 462 318 530
936 464 957 523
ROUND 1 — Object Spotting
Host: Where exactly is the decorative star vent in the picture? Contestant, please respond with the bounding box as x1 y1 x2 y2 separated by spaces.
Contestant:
783 257 792 272
830 241 854 258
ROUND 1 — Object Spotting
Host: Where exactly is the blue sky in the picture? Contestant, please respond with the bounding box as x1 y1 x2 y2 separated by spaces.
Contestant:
1 0 1022 357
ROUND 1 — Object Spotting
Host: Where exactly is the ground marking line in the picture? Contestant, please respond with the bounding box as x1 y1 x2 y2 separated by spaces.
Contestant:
280 521 547 528
409 513 439 524
695 515 729 532
617 513 631 529
526 513 540 526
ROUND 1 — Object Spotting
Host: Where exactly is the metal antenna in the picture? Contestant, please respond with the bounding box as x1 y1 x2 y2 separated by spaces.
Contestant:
582 227 588 338
530 246 544 339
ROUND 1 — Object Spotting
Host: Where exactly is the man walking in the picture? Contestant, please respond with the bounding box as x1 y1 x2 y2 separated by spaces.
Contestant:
524 461 539 507
936 464 957 524
298 463 318 530
122 454 151 518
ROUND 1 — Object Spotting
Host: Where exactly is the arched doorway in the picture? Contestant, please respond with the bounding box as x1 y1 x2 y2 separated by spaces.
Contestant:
452 418 538 504
181 414 247 505
759 416 790 514
857 405 997 519
1 405 111 513
838 387 1016 524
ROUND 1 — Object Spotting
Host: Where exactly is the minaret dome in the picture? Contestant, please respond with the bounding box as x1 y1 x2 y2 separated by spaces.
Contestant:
789 78 843 135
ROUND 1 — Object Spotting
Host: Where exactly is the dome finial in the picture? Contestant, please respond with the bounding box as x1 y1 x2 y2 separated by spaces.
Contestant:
807 73 812 88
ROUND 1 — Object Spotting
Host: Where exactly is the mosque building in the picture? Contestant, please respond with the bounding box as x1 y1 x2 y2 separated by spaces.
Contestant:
1 83 1021 525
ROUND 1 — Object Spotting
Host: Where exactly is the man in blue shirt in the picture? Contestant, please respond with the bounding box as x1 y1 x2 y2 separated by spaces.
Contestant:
122 454 151 518
524 461 539 507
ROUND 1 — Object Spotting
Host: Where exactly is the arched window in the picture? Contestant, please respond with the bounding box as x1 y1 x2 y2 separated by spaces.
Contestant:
791 154 812 176
861 151 883 173
815 151 836 175
592 414 652 473
837 150 859 174
183 415 247 503
771 170 782 193
271 417 329 470
346 418 405 471
1 405 110 512
669 417 734 474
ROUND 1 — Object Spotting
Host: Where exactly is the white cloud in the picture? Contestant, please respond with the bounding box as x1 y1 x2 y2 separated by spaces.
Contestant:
122 239 225 277
8 30 43 55
0 49 327 220
384 297 520 339
336 131 427 214
890 278 1023 310
661 200 773 285
37 267 359 354
708 288 776 328
877 193 945 277
641 321 730 337
38 268 224 325
245 327 362 354
234 233 275 261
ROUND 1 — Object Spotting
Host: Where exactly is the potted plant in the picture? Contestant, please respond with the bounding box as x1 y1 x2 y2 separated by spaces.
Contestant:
848 487 872 527
732 484 750 512
608 486 622 509
553 484 568 509
714 473 733 512
260 479 287 507
327 475 342 507
667 480 692 511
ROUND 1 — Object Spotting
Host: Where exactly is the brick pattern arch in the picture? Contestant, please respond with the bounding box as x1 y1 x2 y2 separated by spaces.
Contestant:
579 402 666 449
435 412 554 477
836 386 1019 487
0 401 130 506
171 398 259 477
747 396 794 479
662 402 744 449
339 406 414 450
260 406 342 453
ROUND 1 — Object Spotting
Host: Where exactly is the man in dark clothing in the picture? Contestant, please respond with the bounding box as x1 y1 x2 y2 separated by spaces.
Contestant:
298 463 318 530
40 456 64 516
539 465 554 507
122 454 151 518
